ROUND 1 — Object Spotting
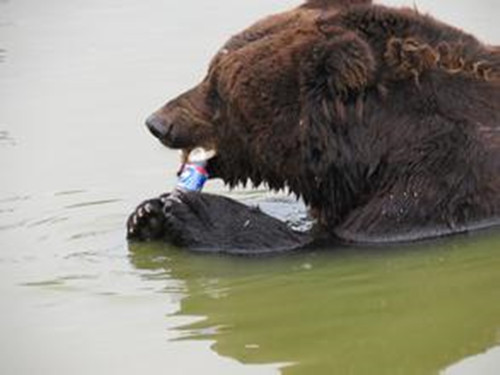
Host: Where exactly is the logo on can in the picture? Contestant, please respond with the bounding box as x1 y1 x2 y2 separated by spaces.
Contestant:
176 163 209 192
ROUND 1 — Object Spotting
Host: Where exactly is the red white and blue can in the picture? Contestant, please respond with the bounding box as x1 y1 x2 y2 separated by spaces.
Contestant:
176 163 209 192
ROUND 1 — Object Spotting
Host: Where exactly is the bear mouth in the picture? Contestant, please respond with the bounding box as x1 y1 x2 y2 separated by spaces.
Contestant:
178 148 221 179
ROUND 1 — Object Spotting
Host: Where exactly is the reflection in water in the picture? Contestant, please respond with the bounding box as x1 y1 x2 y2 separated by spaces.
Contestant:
129 232 500 375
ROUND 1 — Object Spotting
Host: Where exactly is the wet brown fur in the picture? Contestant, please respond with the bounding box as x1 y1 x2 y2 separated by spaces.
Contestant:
148 0 500 243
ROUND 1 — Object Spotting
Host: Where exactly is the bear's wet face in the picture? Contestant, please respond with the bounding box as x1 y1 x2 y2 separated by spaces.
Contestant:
145 7 325 188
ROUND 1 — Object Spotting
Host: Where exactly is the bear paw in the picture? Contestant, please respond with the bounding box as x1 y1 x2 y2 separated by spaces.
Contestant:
127 196 169 241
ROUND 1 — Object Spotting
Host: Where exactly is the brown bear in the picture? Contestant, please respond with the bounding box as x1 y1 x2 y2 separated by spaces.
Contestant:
127 0 500 254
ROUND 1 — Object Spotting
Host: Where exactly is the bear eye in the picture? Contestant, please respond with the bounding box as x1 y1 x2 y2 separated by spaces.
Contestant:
207 85 222 108
205 85 224 122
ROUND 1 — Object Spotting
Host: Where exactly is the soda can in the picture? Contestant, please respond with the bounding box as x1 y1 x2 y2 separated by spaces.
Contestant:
176 163 209 192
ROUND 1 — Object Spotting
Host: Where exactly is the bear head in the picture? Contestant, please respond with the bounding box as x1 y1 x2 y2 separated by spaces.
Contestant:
145 0 375 221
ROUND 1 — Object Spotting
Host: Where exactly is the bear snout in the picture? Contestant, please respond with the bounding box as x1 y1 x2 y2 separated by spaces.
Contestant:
146 114 171 140
145 112 198 149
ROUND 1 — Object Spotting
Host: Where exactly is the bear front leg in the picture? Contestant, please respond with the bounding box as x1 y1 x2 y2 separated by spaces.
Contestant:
162 191 312 254
128 191 312 254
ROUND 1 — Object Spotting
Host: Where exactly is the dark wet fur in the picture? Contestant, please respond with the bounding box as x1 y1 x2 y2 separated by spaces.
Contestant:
130 0 500 253
128 191 312 255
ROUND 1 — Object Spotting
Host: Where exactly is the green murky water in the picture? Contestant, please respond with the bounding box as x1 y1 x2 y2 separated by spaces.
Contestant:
1 0 500 374
130 233 500 375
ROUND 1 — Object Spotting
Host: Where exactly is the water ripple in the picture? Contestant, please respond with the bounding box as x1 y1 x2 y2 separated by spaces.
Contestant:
0 129 15 145
64 198 122 209
28 215 68 228
0 195 29 204
54 189 87 196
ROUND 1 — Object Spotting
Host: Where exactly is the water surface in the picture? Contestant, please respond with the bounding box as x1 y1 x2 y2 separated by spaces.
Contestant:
1 1 499 374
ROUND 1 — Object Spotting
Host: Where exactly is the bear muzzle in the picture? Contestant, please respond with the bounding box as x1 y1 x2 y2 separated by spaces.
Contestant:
146 114 171 140
145 113 193 149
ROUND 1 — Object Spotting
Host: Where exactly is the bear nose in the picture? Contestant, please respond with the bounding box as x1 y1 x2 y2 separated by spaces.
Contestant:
145 114 170 139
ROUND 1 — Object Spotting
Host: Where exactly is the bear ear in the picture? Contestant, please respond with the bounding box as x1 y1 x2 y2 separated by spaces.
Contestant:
299 31 375 177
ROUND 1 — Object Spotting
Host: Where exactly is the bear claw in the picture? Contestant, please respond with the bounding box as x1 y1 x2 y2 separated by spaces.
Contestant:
127 198 167 241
